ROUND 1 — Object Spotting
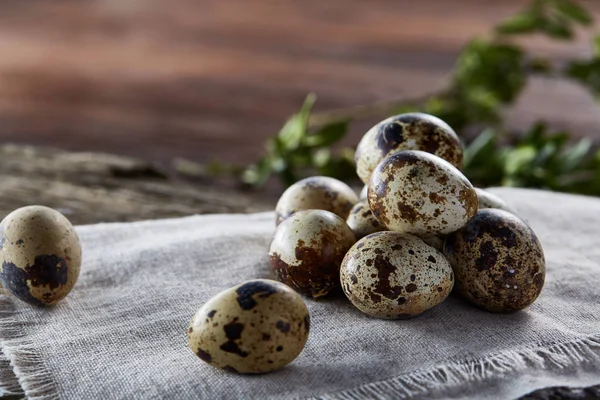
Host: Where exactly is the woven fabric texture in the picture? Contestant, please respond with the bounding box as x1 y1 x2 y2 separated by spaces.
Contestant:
0 188 599 399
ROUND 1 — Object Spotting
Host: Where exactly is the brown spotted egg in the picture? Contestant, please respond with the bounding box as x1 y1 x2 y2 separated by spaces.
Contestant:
275 176 358 226
444 209 545 312
369 150 478 236
346 200 384 239
340 231 454 319
475 188 514 213
355 113 463 184
188 279 310 374
0 206 81 306
269 210 356 298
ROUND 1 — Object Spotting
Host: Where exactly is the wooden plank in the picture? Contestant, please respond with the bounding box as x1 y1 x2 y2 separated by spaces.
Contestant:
0 0 598 165
0 144 271 225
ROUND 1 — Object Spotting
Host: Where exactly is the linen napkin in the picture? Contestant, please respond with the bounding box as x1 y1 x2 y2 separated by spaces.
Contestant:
1 188 599 399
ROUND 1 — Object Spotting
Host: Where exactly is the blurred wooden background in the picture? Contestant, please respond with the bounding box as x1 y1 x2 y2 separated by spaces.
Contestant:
0 0 599 166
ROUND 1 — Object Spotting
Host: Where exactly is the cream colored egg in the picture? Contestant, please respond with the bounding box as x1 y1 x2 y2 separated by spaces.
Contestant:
0 206 81 306
475 188 514 213
188 279 310 374
444 209 545 312
346 200 384 239
421 235 445 252
359 185 368 201
355 113 463 184
368 150 478 236
269 210 356 298
275 176 358 225
340 231 454 319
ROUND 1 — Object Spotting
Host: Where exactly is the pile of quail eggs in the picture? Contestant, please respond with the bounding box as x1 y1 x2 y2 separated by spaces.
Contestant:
190 112 546 375
0 113 546 377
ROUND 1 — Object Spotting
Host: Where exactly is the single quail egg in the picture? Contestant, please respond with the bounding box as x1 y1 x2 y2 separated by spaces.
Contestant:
341 231 453 319
188 279 310 374
444 209 545 312
355 113 463 184
346 200 384 239
275 176 358 226
475 188 514 213
369 150 478 236
0 206 81 306
421 235 445 252
359 185 368 201
269 210 356 298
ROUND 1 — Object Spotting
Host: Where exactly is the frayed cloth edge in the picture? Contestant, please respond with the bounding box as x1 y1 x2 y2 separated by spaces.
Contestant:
0 348 23 396
0 295 58 400
312 335 600 400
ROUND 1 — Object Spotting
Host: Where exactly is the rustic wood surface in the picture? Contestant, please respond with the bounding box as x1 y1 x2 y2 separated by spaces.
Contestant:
0 144 271 225
0 0 599 166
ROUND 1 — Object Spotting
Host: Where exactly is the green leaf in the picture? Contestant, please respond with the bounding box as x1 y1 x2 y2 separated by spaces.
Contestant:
454 39 526 103
423 97 446 115
304 121 349 147
240 157 273 187
496 12 544 35
532 142 559 166
523 122 548 146
503 146 537 175
312 148 330 168
559 138 592 172
554 0 593 26
316 152 356 181
594 35 600 57
547 132 569 148
566 59 600 98
543 19 574 40
276 94 316 152
463 128 496 166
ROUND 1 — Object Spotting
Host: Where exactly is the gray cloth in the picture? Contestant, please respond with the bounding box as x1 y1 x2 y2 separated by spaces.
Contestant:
1 188 599 400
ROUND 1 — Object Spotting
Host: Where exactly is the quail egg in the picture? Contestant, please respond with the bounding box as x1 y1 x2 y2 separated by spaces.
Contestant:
355 113 463 184
475 188 514 213
188 279 310 374
269 210 356 298
444 209 545 312
0 205 81 306
368 150 478 236
359 185 368 201
421 235 445 252
275 176 358 226
341 231 453 319
346 200 384 239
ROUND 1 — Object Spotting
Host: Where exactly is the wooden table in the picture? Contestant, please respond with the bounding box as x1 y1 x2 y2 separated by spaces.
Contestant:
0 0 599 166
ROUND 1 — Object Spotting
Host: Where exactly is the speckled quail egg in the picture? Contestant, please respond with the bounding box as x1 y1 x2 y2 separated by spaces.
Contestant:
188 279 310 374
0 206 81 306
444 209 545 312
359 185 369 201
275 176 359 226
421 235 445 252
341 231 453 319
346 200 384 239
355 113 463 184
368 150 478 236
269 210 356 298
475 188 514 213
